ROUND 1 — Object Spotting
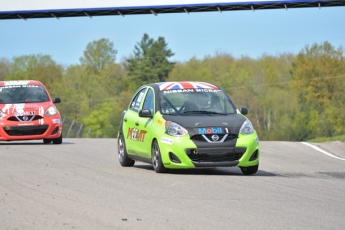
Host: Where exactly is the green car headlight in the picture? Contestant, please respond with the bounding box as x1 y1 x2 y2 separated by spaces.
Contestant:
166 121 188 137
240 120 254 135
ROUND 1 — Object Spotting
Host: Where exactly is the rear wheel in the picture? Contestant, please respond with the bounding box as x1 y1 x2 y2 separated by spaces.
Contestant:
118 134 135 167
152 140 169 173
240 164 259 175
52 134 62 144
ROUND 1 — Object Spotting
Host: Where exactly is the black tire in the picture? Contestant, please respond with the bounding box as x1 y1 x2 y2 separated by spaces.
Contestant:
52 134 63 144
151 140 169 173
43 139 52 144
118 134 135 167
240 164 259 175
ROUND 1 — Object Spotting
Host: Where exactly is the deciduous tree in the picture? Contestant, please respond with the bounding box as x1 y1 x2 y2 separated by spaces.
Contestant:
80 38 117 74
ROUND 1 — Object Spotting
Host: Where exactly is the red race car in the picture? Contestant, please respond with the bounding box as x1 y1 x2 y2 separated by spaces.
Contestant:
0 80 62 144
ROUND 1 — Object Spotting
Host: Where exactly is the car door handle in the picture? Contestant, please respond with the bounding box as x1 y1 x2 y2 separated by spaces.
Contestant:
124 118 127 122
135 122 139 126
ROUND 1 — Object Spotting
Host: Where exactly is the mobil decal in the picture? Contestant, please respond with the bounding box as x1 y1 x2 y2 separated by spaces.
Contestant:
127 127 147 142
198 127 223 134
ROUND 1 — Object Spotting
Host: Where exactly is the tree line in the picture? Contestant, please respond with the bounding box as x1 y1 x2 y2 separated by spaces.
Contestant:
0 35 344 141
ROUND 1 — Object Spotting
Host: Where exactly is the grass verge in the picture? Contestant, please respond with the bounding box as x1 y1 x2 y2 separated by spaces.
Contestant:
308 135 345 143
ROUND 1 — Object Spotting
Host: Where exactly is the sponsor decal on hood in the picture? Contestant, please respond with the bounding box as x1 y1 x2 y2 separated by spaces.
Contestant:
0 103 45 124
197 127 223 134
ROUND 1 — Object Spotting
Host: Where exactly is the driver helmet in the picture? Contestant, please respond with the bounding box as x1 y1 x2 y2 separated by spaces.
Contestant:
26 89 38 99
195 92 211 107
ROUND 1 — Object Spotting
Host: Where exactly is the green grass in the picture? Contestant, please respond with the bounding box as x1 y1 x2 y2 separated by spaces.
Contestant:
308 135 345 143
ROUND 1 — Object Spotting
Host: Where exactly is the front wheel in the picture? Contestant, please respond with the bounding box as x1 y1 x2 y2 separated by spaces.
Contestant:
43 139 52 144
152 140 169 173
240 164 259 175
52 134 62 144
118 134 135 167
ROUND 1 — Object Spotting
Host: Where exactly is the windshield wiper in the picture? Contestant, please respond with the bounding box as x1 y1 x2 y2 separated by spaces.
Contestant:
183 110 227 115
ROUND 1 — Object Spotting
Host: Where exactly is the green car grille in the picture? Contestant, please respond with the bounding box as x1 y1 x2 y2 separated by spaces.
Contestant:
186 147 246 162
190 134 237 142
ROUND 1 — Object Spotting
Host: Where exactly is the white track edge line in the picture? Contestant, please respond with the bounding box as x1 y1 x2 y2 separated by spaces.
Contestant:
301 142 345 161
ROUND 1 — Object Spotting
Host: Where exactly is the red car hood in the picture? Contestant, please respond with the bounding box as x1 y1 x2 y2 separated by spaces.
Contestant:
0 102 51 121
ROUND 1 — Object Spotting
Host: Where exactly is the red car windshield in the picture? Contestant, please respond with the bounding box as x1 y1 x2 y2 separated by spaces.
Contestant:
0 85 50 104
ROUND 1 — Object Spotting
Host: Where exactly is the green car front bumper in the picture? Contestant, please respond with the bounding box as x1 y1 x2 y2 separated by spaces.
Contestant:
157 132 260 169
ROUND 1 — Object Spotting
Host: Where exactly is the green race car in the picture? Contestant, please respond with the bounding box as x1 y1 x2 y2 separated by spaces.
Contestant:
117 81 260 174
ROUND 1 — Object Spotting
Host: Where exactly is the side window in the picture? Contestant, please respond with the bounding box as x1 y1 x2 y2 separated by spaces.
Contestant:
129 88 147 112
142 88 154 115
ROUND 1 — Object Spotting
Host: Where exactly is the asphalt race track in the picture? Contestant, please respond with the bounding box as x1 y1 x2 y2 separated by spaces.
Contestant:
1 139 345 230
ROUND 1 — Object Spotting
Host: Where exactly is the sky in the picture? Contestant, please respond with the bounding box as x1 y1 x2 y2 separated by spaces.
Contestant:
0 5 344 66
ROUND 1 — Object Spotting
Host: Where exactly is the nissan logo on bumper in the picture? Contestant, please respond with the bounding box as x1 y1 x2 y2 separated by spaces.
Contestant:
211 135 219 141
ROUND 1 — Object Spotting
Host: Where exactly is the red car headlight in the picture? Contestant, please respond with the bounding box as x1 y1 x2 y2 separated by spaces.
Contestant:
45 106 58 116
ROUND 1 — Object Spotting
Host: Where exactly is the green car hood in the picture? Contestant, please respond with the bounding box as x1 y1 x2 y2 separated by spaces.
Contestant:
162 113 246 136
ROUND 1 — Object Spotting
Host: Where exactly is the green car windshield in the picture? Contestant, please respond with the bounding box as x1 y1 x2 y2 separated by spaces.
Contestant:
159 89 237 115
